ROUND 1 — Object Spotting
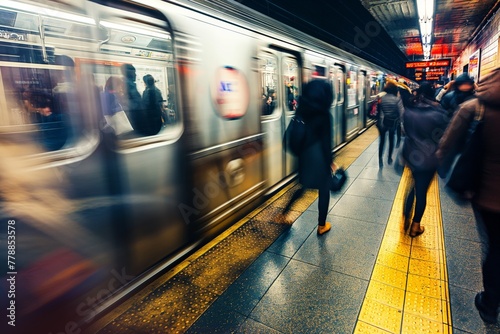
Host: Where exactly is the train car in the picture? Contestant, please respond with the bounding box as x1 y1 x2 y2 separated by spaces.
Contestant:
0 0 408 330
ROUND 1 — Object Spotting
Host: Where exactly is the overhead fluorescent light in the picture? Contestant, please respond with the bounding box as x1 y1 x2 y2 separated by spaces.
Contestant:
1 0 95 25
417 0 434 20
417 0 435 60
425 0 434 19
100 20 171 40
419 20 433 37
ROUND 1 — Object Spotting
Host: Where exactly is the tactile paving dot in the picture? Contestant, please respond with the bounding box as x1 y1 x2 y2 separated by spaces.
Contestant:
409 258 441 278
364 280 405 310
358 298 402 333
411 245 442 263
404 291 444 323
380 239 411 257
376 250 410 272
100 275 217 334
354 321 393 334
383 228 413 246
406 274 443 300
371 264 408 289
402 312 444 334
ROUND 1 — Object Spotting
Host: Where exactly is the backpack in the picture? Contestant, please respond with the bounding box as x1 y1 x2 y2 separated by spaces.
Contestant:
284 115 306 156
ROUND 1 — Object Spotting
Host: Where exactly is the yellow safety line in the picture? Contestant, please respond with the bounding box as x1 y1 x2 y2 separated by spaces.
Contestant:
355 168 453 334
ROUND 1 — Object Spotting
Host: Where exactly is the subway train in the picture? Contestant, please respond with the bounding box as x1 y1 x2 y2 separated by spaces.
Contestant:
0 0 410 330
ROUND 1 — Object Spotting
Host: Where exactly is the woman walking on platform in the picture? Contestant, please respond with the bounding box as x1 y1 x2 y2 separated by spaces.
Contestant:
402 83 448 237
280 79 334 235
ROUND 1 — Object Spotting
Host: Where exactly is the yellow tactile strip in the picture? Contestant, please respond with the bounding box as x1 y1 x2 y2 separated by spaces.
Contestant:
86 128 380 334
355 168 452 334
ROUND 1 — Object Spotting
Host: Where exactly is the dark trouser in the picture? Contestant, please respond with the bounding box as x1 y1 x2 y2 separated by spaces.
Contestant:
404 169 435 223
474 207 500 309
396 120 402 148
378 120 397 162
283 182 330 226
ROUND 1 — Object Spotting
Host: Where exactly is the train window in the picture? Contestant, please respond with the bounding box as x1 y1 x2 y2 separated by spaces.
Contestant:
259 54 278 116
333 66 344 104
92 17 177 138
358 72 365 101
329 67 336 106
346 68 357 108
312 64 327 78
0 5 98 152
369 74 382 96
283 58 299 111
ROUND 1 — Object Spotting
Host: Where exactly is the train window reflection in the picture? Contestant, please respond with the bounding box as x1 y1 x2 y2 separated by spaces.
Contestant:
0 52 79 151
95 20 177 138
283 58 299 111
259 54 278 116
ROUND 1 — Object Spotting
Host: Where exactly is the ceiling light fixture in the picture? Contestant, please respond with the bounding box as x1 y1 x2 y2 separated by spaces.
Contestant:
416 0 434 60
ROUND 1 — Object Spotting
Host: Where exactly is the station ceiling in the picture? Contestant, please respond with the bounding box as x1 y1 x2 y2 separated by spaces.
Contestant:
360 0 500 60
237 0 500 74
237 0 410 73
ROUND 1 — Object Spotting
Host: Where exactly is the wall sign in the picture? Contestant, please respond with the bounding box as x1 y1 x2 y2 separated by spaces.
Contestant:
406 59 451 68
212 66 249 120
468 50 480 82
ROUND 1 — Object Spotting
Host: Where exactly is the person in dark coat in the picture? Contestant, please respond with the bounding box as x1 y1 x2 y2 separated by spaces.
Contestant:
402 82 449 237
437 68 500 324
142 74 164 135
121 64 144 134
440 73 476 117
378 80 404 167
280 79 334 235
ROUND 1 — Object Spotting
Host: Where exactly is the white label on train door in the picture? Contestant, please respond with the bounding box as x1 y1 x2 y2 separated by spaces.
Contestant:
212 66 249 120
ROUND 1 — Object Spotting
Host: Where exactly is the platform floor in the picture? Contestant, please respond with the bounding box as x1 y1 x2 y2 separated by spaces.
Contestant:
86 127 500 334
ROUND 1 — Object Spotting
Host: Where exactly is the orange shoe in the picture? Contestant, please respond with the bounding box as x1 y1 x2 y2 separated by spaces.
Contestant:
317 222 331 235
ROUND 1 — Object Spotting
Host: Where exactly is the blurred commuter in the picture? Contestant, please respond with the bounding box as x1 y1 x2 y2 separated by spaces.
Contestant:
21 55 75 151
280 79 333 235
142 74 164 135
262 90 276 115
440 73 476 117
396 80 412 147
435 80 454 102
377 80 404 167
100 76 134 135
402 83 448 237
285 77 297 111
101 76 124 116
437 68 500 324
121 64 144 133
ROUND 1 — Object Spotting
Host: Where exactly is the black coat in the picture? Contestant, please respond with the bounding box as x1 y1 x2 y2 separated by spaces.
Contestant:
403 99 449 172
297 110 333 189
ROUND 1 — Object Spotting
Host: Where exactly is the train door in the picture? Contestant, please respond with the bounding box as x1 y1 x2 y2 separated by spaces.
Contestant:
282 56 300 176
259 51 282 186
345 66 360 139
358 71 366 129
259 50 300 187
331 65 345 146
91 2 190 275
